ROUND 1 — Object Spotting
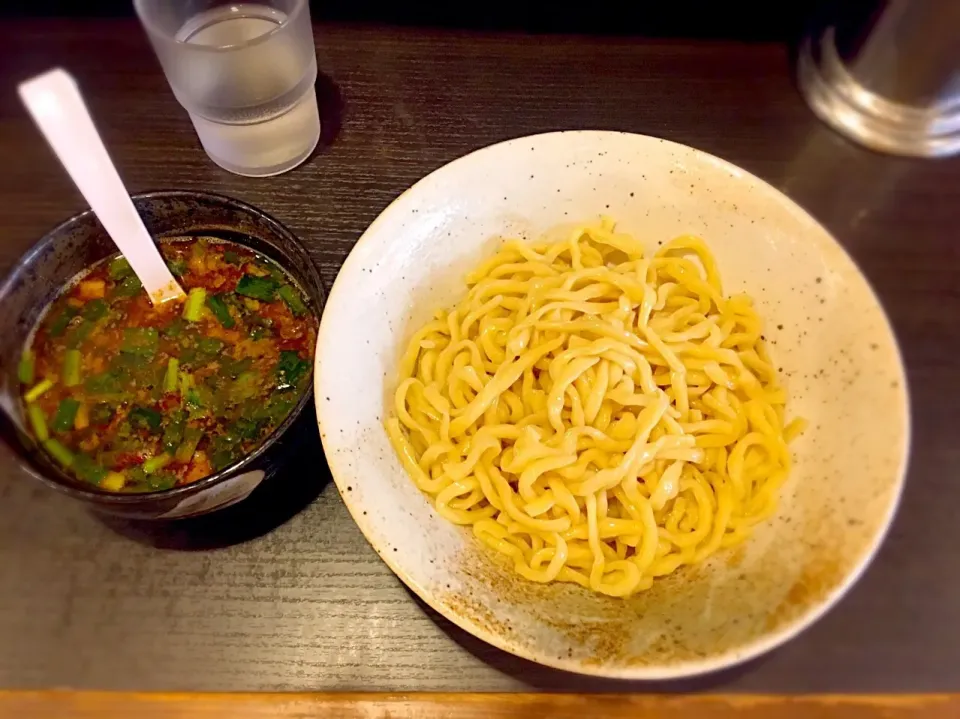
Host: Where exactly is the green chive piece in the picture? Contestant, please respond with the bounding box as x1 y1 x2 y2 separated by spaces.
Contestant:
143 453 172 474
51 398 81 433
18 350 35 385
24 378 54 403
278 285 307 316
108 256 132 280
63 349 82 387
163 358 179 393
206 294 235 328
235 275 279 302
183 287 207 322
43 438 74 467
120 327 158 358
175 428 204 464
168 259 188 277
28 404 49 441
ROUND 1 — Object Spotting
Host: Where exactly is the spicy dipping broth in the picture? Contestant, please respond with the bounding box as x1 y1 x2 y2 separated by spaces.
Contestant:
18 237 317 493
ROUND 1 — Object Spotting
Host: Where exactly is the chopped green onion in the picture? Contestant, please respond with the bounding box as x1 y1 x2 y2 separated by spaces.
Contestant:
183 287 207 322
85 372 122 397
128 406 163 432
65 320 94 350
48 307 78 337
259 390 297 425
43 438 74 467
162 317 186 339
162 412 186 452
108 256 132 280
206 294 235 328
278 285 308 316
81 298 108 322
18 350 34 385
163 358 180 393
120 327 159 358
27 404 49 441
175 428 204 464
185 388 204 411
180 337 225 368
113 274 143 298
73 453 107 485
235 275 278 301
63 349 82 387
267 265 286 284
220 356 252 379
147 472 178 491
198 337 224 358
178 370 193 395
51 398 81 433
276 350 310 389
230 372 259 402
211 445 241 470
143 453 172 474
167 259 188 277
24 378 54 403
230 416 263 441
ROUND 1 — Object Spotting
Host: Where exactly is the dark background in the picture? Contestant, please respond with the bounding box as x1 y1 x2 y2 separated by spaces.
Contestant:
1 1 837 41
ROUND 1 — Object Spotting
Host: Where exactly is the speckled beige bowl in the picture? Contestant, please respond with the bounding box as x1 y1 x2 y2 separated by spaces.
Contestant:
315 131 909 679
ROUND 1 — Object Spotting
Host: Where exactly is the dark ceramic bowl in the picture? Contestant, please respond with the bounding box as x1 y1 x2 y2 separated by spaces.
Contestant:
0 191 325 519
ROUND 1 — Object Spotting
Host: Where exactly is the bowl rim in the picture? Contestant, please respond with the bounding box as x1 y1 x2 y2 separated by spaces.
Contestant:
314 130 912 679
2 189 322 505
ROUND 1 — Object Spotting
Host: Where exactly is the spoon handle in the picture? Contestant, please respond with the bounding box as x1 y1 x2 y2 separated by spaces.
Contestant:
18 68 186 305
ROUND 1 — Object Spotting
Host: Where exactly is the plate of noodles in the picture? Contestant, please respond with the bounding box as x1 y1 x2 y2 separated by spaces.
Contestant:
315 131 909 678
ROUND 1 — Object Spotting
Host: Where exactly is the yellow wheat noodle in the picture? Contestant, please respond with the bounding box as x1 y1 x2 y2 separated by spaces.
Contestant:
387 220 805 597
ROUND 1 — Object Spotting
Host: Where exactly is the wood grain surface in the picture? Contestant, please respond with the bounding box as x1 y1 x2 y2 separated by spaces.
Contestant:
0 20 958 693
2 692 960 719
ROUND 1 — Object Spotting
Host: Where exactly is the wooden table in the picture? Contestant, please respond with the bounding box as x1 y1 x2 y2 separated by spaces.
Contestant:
1 19 959 713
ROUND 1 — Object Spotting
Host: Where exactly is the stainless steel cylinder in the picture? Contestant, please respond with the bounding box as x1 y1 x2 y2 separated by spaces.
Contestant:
798 0 960 157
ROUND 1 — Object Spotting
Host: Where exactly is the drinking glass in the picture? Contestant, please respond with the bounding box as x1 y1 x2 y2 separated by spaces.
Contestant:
134 0 321 177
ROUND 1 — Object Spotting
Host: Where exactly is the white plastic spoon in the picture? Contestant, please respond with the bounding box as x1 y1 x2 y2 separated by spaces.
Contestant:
18 68 186 305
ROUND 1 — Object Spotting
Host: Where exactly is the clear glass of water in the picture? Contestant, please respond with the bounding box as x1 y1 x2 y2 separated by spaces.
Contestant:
134 0 320 177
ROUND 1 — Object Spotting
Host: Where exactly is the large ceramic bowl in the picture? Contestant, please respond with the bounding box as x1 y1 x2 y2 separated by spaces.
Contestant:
0 191 324 519
315 131 909 678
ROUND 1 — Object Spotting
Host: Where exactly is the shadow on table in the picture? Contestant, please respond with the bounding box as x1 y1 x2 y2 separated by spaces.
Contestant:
97 404 330 551
313 72 344 153
409 590 766 691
